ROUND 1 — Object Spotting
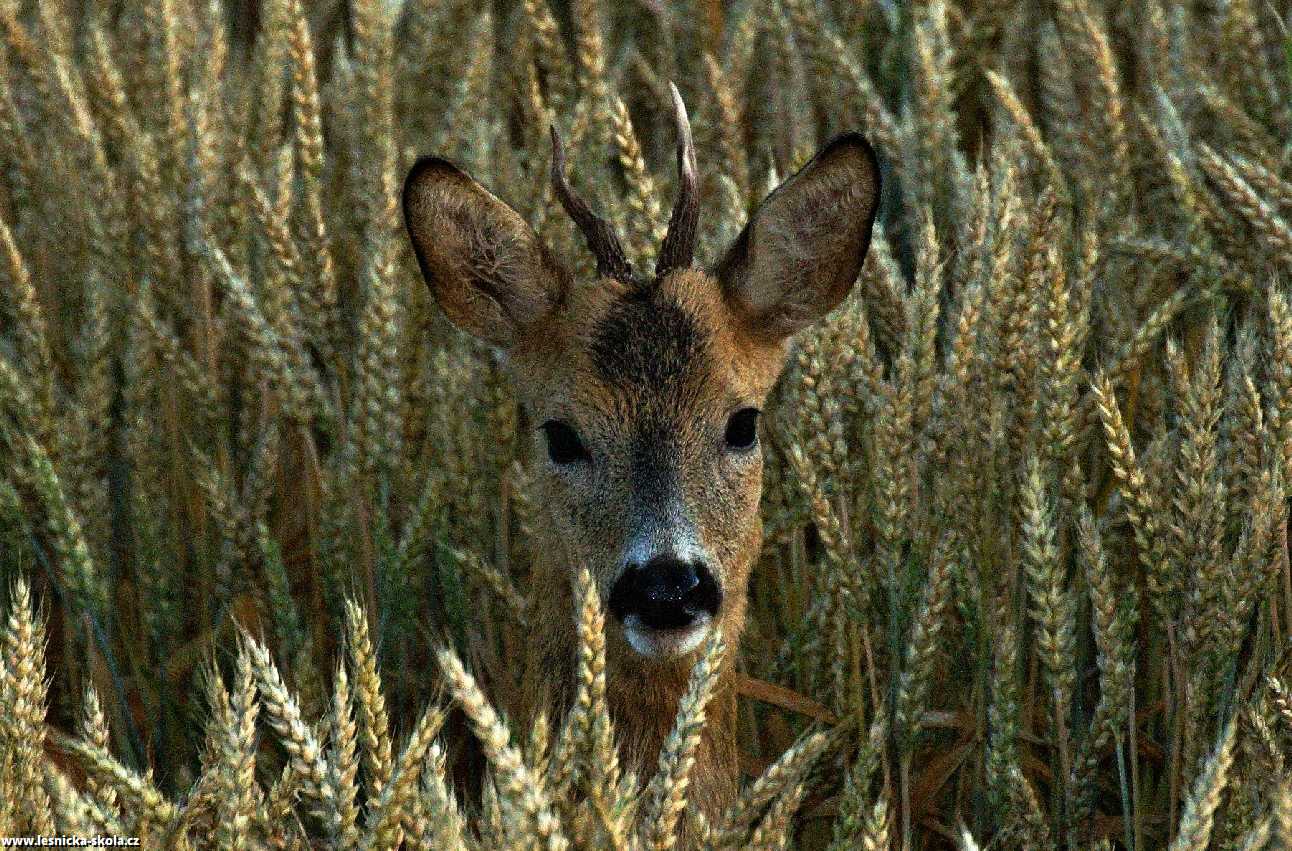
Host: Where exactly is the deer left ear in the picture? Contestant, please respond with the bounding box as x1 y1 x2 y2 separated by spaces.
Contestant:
403 156 568 349
714 134 880 342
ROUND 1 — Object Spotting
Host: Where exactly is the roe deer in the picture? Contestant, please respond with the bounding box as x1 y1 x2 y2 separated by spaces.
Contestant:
402 86 880 825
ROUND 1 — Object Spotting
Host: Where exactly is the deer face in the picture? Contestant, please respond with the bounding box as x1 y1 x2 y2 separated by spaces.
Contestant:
515 269 786 660
403 90 880 666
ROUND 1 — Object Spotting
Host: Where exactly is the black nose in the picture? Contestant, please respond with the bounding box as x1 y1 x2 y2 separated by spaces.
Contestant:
608 556 722 630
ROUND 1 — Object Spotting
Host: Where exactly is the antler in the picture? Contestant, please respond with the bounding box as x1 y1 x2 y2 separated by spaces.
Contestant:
655 81 699 280
550 125 635 283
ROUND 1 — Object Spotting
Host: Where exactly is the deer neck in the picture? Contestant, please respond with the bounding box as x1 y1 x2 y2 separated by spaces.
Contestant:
606 646 740 817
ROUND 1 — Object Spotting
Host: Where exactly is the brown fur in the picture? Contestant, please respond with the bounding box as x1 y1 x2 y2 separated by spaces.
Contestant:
402 134 880 829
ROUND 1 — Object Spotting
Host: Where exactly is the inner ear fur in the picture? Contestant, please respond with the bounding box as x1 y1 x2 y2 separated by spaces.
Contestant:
714 133 881 341
403 156 568 349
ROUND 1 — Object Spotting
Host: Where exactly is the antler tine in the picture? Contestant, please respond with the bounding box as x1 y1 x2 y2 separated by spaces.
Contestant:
549 125 635 283
655 81 699 279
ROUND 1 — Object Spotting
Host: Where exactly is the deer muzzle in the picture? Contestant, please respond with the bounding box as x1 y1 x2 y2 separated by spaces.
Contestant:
609 555 721 657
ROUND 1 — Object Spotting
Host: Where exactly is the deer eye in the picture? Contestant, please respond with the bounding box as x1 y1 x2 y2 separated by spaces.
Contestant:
724 408 760 451
541 420 591 465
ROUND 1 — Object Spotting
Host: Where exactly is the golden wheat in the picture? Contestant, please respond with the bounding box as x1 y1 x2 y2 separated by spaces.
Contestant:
0 0 1290 847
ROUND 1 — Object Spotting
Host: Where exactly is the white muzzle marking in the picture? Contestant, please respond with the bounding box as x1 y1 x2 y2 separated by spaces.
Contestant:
622 612 711 658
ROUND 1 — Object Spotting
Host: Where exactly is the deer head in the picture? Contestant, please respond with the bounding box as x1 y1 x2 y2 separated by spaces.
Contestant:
403 88 879 685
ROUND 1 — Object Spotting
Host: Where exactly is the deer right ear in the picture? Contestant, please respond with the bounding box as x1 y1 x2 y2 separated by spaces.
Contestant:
403 157 568 349
714 134 880 342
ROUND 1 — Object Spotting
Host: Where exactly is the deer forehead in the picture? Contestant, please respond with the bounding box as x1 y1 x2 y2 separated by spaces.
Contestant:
521 269 785 425
589 282 707 393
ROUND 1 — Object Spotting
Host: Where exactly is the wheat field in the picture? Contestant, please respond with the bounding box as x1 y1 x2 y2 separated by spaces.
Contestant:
0 0 1290 847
